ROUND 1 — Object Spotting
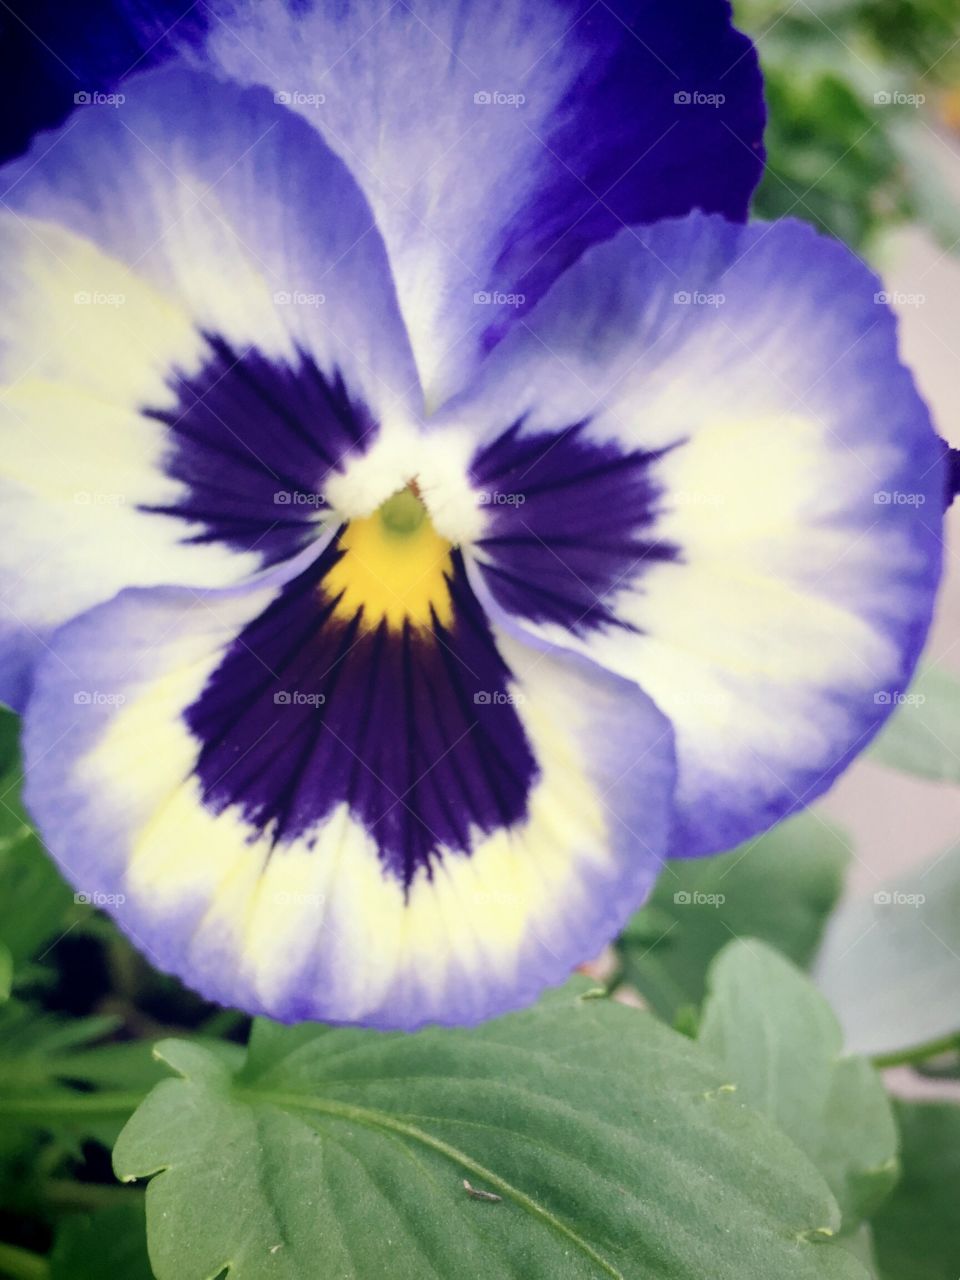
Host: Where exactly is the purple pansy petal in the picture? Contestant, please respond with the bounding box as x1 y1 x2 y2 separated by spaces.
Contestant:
437 213 944 857
0 65 418 710
0 0 205 164
22 553 675 1029
946 446 960 506
158 0 764 401
469 420 679 632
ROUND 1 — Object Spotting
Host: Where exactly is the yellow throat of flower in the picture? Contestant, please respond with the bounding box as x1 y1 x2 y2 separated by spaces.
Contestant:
326 486 454 631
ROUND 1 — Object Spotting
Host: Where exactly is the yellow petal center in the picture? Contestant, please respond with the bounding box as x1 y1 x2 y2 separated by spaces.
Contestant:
325 486 454 631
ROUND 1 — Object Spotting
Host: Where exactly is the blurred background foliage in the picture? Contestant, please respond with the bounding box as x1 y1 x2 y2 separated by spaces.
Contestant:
735 0 960 253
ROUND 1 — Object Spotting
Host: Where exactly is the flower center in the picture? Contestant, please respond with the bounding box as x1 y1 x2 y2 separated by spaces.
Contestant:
325 485 454 631
378 486 427 536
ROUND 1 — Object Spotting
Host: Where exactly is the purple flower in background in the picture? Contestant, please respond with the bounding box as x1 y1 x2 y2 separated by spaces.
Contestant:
0 1 944 1028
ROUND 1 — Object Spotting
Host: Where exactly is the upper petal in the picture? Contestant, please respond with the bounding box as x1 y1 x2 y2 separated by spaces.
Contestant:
6 0 765 404
437 213 945 857
0 0 205 163
0 66 419 709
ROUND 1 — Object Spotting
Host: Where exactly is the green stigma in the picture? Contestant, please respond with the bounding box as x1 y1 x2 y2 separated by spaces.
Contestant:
378 486 427 537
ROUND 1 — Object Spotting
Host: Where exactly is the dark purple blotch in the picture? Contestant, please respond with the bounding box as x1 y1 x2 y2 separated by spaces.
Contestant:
139 333 376 569
185 541 539 890
471 420 679 633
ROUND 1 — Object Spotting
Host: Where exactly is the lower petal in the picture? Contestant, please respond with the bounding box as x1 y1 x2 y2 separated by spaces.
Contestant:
22 544 674 1028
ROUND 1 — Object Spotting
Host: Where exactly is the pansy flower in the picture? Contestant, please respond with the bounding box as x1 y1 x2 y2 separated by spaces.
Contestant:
0 1 944 1028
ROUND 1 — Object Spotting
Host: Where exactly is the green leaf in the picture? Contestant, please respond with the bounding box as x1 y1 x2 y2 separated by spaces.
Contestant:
0 713 76 971
0 1240 49 1280
0 996 241 1157
115 982 868 1280
49 1205 153 1280
839 1226 879 1277
814 843 960 1058
872 1102 960 1280
867 664 960 783
0 704 19 778
0 1000 146 1149
0 943 12 1002
888 124 960 255
617 813 849 1022
698 941 898 1232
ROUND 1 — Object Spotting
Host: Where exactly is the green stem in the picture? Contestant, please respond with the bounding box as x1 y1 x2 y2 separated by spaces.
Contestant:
42 1178 144 1212
202 1008 247 1038
873 1032 960 1069
0 1241 50 1280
